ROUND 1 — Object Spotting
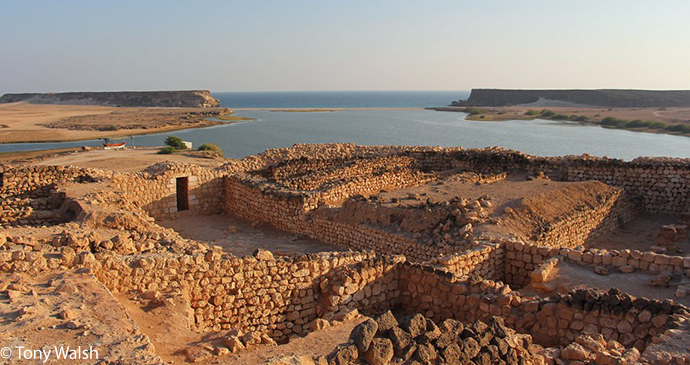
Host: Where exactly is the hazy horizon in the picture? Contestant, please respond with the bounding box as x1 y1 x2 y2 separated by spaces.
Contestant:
2 1 690 94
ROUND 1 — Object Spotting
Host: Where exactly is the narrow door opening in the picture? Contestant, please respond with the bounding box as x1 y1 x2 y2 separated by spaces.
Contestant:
176 177 189 211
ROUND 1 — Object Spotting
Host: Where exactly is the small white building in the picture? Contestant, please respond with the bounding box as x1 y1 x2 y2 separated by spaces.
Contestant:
183 141 193 149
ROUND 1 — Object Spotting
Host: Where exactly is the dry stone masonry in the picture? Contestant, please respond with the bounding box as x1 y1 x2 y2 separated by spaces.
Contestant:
1 143 689 364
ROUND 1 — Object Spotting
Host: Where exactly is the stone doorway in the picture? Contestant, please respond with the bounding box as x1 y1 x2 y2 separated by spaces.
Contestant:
176 177 189 211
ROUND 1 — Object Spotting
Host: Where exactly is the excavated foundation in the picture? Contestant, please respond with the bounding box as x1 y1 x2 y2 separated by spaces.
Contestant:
1 143 689 364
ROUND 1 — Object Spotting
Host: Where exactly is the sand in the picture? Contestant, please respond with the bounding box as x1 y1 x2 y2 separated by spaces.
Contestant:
586 213 689 256
118 289 364 365
434 105 690 127
26 147 228 172
159 214 343 257
522 261 690 308
0 102 224 143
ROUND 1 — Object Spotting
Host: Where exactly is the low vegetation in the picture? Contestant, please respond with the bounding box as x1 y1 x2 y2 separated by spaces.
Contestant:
158 139 225 156
462 107 485 116
600 116 690 134
214 115 256 121
524 109 589 122
197 143 223 157
157 146 177 154
165 136 187 150
520 110 689 135
157 136 187 154
198 143 222 153
99 125 119 131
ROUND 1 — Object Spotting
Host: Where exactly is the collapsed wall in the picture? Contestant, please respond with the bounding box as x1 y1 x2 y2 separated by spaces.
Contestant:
2 144 689 363
0 165 111 227
397 259 689 358
223 144 686 264
504 241 690 288
3 238 687 362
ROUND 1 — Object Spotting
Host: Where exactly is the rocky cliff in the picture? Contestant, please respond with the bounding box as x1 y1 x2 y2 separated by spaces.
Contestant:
0 90 220 108
452 89 690 107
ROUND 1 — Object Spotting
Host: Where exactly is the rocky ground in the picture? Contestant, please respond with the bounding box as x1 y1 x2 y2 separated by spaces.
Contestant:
0 270 162 364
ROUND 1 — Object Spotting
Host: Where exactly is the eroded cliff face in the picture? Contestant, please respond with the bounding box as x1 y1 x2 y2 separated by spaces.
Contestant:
452 89 690 107
0 90 220 108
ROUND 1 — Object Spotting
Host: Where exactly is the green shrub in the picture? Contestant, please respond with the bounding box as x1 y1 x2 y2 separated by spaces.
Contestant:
648 121 667 129
574 116 589 122
101 125 119 131
165 136 187 149
540 109 556 117
198 143 222 154
665 124 690 133
551 114 570 120
627 120 653 128
525 110 540 116
463 107 484 116
157 146 177 154
600 117 629 127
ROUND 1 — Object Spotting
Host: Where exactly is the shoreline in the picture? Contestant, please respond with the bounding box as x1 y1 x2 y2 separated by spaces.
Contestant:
0 104 426 145
233 107 425 111
0 102 238 144
429 106 690 138
0 120 229 145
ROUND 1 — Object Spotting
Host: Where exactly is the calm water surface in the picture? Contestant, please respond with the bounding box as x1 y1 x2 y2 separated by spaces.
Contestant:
1 109 689 160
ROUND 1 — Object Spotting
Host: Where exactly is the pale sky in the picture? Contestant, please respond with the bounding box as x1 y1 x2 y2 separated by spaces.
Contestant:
1 0 689 93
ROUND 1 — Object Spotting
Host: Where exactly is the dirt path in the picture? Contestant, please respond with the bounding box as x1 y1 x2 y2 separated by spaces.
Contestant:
653 107 690 120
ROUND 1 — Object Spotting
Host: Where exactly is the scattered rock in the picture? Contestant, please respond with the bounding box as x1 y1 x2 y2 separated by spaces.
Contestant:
362 338 394 365
350 318 378 352
594 266 609 275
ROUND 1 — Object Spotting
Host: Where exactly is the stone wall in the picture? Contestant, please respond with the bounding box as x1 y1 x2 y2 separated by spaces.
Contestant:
316 255 403 320
0 165 108 226
531 189 639 247
426 149 690 215
0 240 383 343
397 261 688 352
432 243 504 281
504 241 690 288
224 174 460 262
112 162 226 220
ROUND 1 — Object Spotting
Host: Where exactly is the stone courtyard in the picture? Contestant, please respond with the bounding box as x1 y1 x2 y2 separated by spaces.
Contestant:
0 143 689 364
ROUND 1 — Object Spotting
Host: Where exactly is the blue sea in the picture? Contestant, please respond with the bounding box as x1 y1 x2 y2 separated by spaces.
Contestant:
1 90 690 161
213 90 469 108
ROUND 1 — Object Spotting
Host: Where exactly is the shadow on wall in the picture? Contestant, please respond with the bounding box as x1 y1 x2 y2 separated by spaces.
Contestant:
1 183 75 227
138 175 225 220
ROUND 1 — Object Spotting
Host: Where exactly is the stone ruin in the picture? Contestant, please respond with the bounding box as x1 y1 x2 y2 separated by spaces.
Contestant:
1 143 689 364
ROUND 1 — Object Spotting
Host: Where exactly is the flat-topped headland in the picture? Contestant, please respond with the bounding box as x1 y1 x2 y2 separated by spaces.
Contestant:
451 89 690 108
0 90 220 108
430 89 690 137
